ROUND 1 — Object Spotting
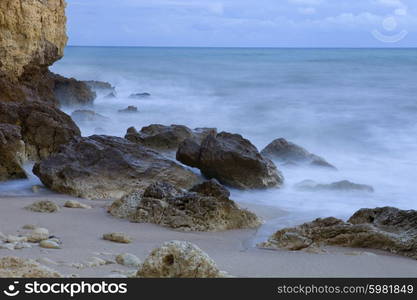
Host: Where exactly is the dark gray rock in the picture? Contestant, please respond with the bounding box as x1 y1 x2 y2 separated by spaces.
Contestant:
261 138 336 169
33 135 200 200
177 132 283 189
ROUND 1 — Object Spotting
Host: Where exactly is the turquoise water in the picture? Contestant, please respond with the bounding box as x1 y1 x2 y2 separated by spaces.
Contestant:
33 47 417 239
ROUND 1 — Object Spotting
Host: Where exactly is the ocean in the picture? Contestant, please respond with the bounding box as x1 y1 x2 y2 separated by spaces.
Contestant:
4 47 417 241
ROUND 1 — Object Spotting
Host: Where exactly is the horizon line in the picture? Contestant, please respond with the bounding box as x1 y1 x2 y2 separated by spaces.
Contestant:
67 45 417 49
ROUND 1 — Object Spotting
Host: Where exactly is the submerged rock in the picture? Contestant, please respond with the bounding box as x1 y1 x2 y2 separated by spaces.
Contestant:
33 135 199 200
126 124 216 152
295 180 374 193
25 200 60 213
137 241 226 278
259 207 417 259
129 92 151 99
71 110 109 123
0 124 27 181
84 80 115 94
109 180 261 231
0 257 61 278
118 106 138 113
261 138 336 169
177 132 283 189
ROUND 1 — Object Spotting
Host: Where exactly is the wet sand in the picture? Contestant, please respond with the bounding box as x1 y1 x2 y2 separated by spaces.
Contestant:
1 193 417 277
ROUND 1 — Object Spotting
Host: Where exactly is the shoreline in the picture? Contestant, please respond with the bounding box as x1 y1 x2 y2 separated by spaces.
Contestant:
2 193 417 277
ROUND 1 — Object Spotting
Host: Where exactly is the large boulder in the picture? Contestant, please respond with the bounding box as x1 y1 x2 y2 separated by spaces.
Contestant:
295 180 374 193
137 241 227 278
177 132 283 189
109 180 261 231
0 124 27 181
259 207 417 259
261 138 336 169
0 101 81 160
125 124 216 152
33 135 200 200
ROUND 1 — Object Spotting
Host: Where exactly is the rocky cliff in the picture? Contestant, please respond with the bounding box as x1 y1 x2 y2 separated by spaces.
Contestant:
0 0 82 180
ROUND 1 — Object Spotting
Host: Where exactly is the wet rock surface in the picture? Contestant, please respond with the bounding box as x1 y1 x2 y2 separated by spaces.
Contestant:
33 135 199 200
109 180 261 231
177 132 283 189
260 207 417 259
295 180 374 193
261 138 336 169
137 241 226 278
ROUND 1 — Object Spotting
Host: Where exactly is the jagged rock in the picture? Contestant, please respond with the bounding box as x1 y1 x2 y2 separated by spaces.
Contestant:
0 101 81 160
259 207 417 259
126 125 216 152
64 200 91 209
71 110 109 123
50 73 96 107
137 241 226 278
116 253 141 268
177 132 283 189
33 135 199 200
261 138 336 169
0 257 61 278
129 92 151 99
109 180 261 231
295 180 374 193
0 124 27 181
103 233 132 244
118 106 138 113
26 200 60 213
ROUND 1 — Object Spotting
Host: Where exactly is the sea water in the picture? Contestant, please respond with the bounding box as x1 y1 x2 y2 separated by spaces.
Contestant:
3 47 417 241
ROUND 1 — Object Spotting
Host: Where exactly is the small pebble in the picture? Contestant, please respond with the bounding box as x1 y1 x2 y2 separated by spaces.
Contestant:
64 200 91 209
115 253 141 268
103 232 132 244
40 239 61 249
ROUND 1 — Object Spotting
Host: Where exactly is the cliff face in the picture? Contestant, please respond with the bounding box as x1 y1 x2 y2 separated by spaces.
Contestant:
0 0 82 180
0 0 67 81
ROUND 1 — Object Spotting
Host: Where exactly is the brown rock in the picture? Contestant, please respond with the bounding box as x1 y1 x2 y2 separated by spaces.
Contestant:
103 232 132 244
0 101 81 160
259 207 417 259
0 257 61 278
0 124 27 181
137 241 226 278
109 180 261 232
50 73 96 107
26 200 60 213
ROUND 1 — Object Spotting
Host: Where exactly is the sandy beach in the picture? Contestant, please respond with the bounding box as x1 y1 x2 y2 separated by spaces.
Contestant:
1 192 417 278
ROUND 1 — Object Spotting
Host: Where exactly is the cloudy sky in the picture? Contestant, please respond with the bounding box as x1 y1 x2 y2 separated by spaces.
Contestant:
66 0 416 47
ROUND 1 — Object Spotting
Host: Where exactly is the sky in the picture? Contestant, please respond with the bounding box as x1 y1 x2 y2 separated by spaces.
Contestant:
66 0 417 47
